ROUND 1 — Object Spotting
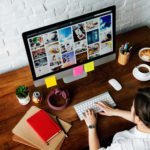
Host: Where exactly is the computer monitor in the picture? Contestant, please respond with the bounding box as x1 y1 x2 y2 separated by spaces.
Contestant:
23 6 116 87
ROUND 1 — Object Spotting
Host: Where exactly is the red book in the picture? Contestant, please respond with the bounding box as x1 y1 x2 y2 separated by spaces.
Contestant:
27 110 61 143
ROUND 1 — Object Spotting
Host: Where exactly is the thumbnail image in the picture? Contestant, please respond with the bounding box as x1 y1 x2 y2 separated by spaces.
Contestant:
58 27 72 43
34 57 48 68
35 65 50 77
87 29 99 45
100 15 112 32
46 42 60 54
100 41 113 55
51 66 62 72
75 47 87 55
85 18 98 32
72 23 86 42
75 40 87 54
89 53 100 60
100 32 112 43
60 40 73 54
62 51 76 68
76 52 88 64
88 43 100 56
44 31 58 44
48 54 62 69
32 48 46 60
74 40 87 49
28 36 44 51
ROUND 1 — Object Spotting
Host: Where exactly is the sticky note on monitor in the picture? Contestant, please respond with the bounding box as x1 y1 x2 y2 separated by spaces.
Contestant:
73 65 84 76
84 61 95 72
45 76 57 88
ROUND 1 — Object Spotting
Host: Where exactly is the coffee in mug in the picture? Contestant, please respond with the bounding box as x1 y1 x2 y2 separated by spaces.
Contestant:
132 64 150 81
138 67 149 73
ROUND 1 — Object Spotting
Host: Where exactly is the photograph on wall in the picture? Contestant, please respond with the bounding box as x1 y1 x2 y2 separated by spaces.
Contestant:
100 41 113 55
88 43 100 56
44 31 58 44
74 40 87 54
100 14 112 32
48 54 62 69
60 40 73 54
58 27 73 43
32 48 46 60
34 57 48 68
45 42 60 54
85 18 99 32
62 51 76 68
28 36 44 51
87 29 99 45
100 31 112 43
76 52 88 64
72 23 86 42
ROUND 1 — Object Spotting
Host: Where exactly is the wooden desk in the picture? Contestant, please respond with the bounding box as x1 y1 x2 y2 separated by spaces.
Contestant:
0 27 150 150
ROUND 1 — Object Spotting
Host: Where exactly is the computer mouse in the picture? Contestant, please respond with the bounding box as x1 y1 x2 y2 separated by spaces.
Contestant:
108 78 122 91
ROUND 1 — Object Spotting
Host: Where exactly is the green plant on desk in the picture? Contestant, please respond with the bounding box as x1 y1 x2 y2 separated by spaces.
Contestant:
16 85 30 105
16 85 28 98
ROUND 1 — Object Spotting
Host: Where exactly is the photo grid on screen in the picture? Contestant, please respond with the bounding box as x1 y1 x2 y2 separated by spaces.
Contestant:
27 13 113 77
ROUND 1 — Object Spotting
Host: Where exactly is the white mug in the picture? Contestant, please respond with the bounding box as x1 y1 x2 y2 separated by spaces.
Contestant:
132 64 150 81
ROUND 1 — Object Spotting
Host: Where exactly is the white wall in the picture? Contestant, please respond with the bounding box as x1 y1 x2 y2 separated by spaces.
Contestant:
0 0 150 74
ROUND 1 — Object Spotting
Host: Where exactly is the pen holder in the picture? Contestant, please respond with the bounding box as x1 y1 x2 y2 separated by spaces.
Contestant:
118 51 130 65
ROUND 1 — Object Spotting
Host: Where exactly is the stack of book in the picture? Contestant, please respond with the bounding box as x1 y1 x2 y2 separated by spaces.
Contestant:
12 106 72 150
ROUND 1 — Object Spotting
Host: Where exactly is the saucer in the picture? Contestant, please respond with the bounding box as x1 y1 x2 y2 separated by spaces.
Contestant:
138 48 150 62
132 67 150 81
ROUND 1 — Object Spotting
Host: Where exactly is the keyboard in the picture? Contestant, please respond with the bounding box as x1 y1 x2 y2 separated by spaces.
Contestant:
74 92 116 120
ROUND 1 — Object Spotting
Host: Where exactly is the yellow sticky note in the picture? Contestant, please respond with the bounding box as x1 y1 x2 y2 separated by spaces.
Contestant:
84 61 95 72
45 75 57 88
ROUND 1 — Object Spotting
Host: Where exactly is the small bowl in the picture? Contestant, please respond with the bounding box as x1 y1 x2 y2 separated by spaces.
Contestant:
138 47 150 62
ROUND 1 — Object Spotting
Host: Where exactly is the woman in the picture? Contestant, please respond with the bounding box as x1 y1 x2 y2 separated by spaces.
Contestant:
83 87 150 150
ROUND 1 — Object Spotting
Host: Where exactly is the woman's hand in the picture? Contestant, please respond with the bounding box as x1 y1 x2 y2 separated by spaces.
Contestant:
83 109 97 126
96 102 117 116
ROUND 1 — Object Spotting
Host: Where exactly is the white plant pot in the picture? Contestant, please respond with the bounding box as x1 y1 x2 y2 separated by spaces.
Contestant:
16 94 30 105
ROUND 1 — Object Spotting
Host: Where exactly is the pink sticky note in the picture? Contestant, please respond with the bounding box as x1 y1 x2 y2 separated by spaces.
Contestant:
73 65 84 76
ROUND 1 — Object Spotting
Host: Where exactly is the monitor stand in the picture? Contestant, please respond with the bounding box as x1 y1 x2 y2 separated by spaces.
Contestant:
63 72 87 83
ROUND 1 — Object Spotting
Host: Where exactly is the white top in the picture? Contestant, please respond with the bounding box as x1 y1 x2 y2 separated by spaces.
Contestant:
99 127 150 150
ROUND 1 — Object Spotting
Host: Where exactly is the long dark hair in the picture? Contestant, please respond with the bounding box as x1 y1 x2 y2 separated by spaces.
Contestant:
134 87 150 128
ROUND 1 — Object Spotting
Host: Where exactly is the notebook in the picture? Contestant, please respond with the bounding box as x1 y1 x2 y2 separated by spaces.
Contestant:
12 106 72 150
27 110 61 143
12 134 39 149
12 134 65 150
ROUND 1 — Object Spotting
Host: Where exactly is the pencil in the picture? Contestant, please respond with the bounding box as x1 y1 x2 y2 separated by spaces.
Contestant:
56 116 68 138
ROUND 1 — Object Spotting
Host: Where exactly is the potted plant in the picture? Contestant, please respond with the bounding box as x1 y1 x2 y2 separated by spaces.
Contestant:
16 85 30 105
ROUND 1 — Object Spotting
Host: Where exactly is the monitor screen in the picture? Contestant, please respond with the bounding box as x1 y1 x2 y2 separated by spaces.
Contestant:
23 6 115 80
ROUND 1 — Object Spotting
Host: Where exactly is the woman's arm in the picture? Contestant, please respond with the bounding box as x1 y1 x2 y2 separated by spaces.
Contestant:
83 110 100 150
88 128 100 150
96 102 134 123
83 103 134 150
